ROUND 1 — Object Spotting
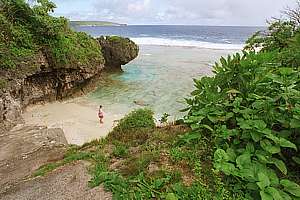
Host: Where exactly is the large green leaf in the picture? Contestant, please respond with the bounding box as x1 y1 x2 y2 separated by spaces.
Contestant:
257 172 270 190
278 138 297 150
279 67 294 76
215 162 237 175
246 143 255 153
278 190 292 200
214 149 229 162
281 179 300 197
266 187 284 200
236 153 252 169
260 191 273 200
260 139 281 154
266 169 280 186
290 119 300 128
271 158 287 175
254 120 267 130
226 148 237 162
238 120 253 130
292 156 300 165
265 134 297 150
251 131 263 142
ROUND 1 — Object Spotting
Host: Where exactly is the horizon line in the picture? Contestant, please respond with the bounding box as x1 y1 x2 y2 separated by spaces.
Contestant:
69 20 266 27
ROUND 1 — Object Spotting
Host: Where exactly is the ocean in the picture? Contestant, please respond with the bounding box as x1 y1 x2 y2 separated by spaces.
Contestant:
74 25 262 49
74 25 263 119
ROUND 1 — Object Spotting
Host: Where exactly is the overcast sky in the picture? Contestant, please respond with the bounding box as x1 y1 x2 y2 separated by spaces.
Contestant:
52 0 296 26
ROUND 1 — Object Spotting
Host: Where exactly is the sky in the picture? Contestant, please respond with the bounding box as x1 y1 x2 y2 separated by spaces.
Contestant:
51 0 297 26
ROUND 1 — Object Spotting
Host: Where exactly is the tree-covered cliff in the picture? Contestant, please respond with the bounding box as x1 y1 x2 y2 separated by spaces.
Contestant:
0 0 104 71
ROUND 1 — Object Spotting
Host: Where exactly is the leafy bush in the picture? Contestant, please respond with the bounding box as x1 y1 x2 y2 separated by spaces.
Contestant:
185 20 300 200
108 109 155 143
245 20 298 52
47 31 104 68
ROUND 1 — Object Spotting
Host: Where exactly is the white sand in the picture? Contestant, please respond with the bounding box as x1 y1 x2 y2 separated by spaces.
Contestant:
22 97 123 145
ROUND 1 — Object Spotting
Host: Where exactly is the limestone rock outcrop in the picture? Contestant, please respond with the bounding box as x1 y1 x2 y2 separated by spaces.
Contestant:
0 125 68 194
0 161 112 200
97 36 139 71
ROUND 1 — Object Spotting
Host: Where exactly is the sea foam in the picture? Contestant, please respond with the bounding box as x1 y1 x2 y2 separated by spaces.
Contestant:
131 37 244 50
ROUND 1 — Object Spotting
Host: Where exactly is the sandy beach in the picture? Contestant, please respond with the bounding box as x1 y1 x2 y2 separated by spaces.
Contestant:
22 97 123 145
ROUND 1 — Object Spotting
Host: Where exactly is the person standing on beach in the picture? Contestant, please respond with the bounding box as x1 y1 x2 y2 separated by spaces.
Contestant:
98 105 104 124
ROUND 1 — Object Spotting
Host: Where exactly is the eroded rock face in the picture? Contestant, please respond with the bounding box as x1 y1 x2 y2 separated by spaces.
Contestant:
0 125 68 194
97 36 139 71
0 36 139 132
0 52 105 132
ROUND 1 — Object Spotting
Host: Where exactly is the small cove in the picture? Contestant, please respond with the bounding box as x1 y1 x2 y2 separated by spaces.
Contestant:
23 45 235 145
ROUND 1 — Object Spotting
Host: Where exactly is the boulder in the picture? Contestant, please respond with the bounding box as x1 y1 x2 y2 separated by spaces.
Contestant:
97 36 139 71
134 100 149 106
0 125 68 193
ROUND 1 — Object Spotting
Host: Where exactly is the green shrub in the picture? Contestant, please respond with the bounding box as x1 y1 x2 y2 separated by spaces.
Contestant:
184 20 300 199
116 109 155 130
47 31 104 68
108 109 155 143
112 142 129 158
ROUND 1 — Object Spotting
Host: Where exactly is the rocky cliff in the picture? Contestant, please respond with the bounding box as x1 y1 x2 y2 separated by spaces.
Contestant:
0 51 104 132
98 36 139 71
0 37 138 133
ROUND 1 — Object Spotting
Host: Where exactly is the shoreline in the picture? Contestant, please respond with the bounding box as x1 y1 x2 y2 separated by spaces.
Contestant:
22 97 123 145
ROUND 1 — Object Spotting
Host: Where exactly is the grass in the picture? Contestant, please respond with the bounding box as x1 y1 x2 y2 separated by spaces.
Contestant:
0 79 7 89
32 146 94 177
32 109 243 199
112 142 129 158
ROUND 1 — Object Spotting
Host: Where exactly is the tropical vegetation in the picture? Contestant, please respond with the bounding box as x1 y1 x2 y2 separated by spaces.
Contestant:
1 0 300 199
184 15 300 200
0 0 103 70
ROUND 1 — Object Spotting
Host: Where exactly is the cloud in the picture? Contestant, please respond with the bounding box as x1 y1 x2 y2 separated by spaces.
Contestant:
52 0 297 25
158 0 295 25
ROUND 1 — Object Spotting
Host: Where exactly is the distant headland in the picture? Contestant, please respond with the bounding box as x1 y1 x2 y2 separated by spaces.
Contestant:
70 21 127 27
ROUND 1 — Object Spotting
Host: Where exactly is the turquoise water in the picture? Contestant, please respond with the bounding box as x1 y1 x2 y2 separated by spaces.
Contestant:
88 45 235 119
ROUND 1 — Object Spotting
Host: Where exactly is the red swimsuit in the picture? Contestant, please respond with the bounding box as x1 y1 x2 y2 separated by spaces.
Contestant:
98 110 104 118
